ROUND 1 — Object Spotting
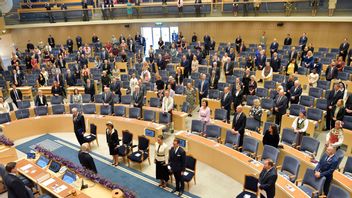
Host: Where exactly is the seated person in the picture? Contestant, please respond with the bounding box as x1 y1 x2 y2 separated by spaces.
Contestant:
292 110 308 146
249 99 263 123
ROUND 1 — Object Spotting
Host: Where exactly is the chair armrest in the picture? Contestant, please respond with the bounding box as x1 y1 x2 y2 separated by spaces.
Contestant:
256 155 262 161
276 165 282 170
296 145 301 150
237 146 242 150
295 178 302 185
312 191 320 198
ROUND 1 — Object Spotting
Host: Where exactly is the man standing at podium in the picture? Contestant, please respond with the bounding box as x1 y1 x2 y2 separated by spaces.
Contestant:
72 108 86 145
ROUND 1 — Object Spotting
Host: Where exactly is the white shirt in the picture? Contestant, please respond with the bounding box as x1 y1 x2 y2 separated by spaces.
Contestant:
162 96 174 112
129 77 138 93
154 142 169 163
292 117 309 133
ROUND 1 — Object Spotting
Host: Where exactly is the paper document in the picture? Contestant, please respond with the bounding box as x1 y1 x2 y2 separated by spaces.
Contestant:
286 184 296 192
42 178 55 186
53 184 68 193
20 164 33 171
183 172 189 176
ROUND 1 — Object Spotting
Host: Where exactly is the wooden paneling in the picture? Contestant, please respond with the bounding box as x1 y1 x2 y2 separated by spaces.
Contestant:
9 21 351 50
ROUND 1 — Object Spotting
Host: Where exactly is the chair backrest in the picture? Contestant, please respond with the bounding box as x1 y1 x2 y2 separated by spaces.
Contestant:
256 87 269 98
15 109 30 120
94 94 104 103
242 137 259 155
261 98 274 110
335 149 345 168
51 96 63 105
121 95 132 104
264 81 276 89
52 104 65 114
316 98 328 111
100 105 111 115
69 104 82 113
128 107 141 119
138 136 149 151
343 116 352 130
261 145 280 164
309 87 323 98
82 104 96 114
272 74 285 83
302 168 326 195
281 156 300 182
143 110 155 122
327 184 350 198
317 80 331 90
337 72 349 80
343 157 352 175
122 130 133 145
300 136 320 155
82 94 91 103
225 130 240 146
209 89 220 99
204 124 221 138
34 106 48 116
175 85 185 94
0 113 11 124
17 100 31 109
158 112 171 124
246 95 259 106
181 102 190 113
281 128 297 146
191 120 204 133
307 108 323 121
214 109 227 121
245 117 260 132
114 106 126 117
289 104 305 116
113 95 120 104
90 123 97 135
299 95 314 107
149 97 161 107
269 89 278 99
243 175 259 195
185 155 197 171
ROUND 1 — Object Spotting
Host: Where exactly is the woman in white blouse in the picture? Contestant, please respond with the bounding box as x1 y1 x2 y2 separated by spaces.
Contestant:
308 68 319 87
154 135 169 188
292 110 309 146
129 73 138 95
0 96 10 113
71 88 82 104
191 56 199 73
140 62 151 82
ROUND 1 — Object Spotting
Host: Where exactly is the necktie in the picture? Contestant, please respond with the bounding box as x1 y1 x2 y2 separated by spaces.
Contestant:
15 90 19 100
201 81 204 92
236 113 240 122
105 93 107 101
278 96 282 103
157 144 161 153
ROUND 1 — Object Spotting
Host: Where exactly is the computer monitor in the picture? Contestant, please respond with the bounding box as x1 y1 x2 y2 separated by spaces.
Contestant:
36 155 50 168
177 138 187 148
26 153 36 159
145 128 155 137
49 161 61 173
62 170 77 184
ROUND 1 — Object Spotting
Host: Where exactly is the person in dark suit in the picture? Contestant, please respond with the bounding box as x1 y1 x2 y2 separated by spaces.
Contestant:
156 54 166 71
65 69 76 86
11 69 22 87
269 38 279 57
331 99 345 129
34 90 47 106
106 121 120 166
270 52 281 72
288 46 298 61
175 67 184 86
273 90 288 126
169 139 186 197
203 34 211 53
345 94 352 116
221 87 232 123
10 84 22 108
255 50 266 70
103 86 114 106
110 77 121 103
78 143 98 173
224 57 234 76
209 67 219 89
284 33 292 45
76 35 83 49
299 32 308 50
326 84 344 130
289 80 302 104
180 55 190 78
4 162 32 198
51 81 63 96
232 105 246 147
72 108 86 145
339 38 350 61
197 74 209 107
314 146 339 195
133 85 144 109
325 61 338 81
232 84 243 111
101 71 111 91
66 36 74 53
56 55 66 69
48 35 55 48
258 159 278 198
84 79 95 101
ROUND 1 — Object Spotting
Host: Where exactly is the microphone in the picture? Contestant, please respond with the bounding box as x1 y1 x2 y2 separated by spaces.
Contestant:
80 179 88 190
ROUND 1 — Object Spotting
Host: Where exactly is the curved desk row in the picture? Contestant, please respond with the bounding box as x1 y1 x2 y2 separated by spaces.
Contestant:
175 131 310 198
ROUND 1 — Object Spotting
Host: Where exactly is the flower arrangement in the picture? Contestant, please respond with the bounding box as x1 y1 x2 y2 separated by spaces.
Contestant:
35 145 135 198
0 135 14 146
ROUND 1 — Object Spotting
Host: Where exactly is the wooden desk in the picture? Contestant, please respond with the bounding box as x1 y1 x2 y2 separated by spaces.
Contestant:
142 106 187 131
145 91 158 105
343 129 352 156
243 105 268 125
16 159 89 198
175 131 309 198
1 114 164 144
38 86 53 97
202 98 221 119
174 94 186 111
66 86 85 95
0 145 18 165
9 86 33 100
294 74 310 93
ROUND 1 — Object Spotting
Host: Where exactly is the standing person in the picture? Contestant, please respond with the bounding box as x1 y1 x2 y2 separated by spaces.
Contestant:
273 90 288 126
233 0 239 16
197 74 209 107
78 143 98 173
199 100 211 127
299 32 308 50
194 0 202 17
253 0 261 16
82 0 89 21
10 84 23 108
185 83 197 116
258 159 278 198
34 90 48 107
4 162 33 198
132 85 143 109
328 0 337 16
45 2 55 23
284 33 292 46
106 121 120 166
263 124 280 148
232 105 246 147
0 96 10 113
314 146 339 195
61 3 68 22
221 87 232 123
72 108 86 145
326 84 343 130
339 38 350 61
169 139 186 197
162 90 174 123
154 135 169 188
48 35 55 48
177 0 183 16
331 99 345 129
292 110 309 146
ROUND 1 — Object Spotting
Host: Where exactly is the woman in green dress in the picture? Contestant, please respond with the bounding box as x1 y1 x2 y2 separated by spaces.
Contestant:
185 82 197 116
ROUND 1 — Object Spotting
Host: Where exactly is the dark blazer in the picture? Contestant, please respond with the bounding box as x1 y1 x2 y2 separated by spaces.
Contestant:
221 92 232 111
53 74 64 86
331 106 345 121
270 57 281 72
156 59 166 70
76 36 83 47
289 86 302 104
51 86 63 96
299 36 308 46
209 73 219 89
197 80 209 96
288 50 298 61
73 113 86 134
346 95 352 116
314 154 339 180
12 74 22 87
325 66 338 81
256 55 266 69
65 73 76 86
35 95 47 106
102 92 114 105
259 167 278 198
339 42 350 57
175 74 184 86
169 146 186 173
84 83 95 97
48 37 55 47
10 89 23 107
224 61 234 75
232 89 243 108
110 81 122 96
232 112 246 145
270 42 279 53
274 95 288 114
56 59 66 69
327 90 343 107
78 151 97 173
284 37 292 45
4 174 31 198
133 91 144 108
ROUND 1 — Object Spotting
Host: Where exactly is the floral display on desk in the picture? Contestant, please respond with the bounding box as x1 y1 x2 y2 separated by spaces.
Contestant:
35 145 135 198
0 135 14 146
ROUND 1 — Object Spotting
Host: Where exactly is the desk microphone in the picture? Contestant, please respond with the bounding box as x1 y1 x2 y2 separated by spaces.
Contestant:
80 179 88 190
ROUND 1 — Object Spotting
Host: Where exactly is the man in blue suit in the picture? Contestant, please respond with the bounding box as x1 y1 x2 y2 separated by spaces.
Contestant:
180 55 190 78
314 146 339 195
72 108 86 145
197 73 209 107
299 32 308 50
269 38 279 57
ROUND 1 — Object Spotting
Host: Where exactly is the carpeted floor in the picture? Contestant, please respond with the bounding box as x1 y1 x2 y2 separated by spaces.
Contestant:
16 133 199 198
